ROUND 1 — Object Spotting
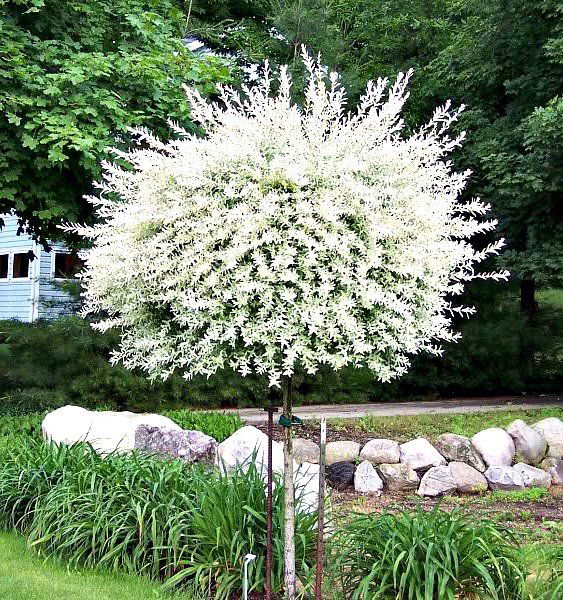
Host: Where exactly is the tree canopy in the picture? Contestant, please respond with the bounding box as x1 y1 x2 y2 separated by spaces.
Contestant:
74 52 507 386
0 0 232 241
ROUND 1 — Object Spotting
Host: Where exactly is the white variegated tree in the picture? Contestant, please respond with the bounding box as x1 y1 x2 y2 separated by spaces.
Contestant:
72 50 508 598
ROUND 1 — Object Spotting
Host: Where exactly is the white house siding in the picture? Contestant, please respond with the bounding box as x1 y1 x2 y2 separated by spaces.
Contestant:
38 243 78 319
0 214 34 321
0 213 76 322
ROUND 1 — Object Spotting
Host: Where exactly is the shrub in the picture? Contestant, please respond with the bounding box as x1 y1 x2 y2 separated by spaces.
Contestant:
0 413 43 445
0 438 317 598
164 409 242 442
1 285 561 414
334 506 526 600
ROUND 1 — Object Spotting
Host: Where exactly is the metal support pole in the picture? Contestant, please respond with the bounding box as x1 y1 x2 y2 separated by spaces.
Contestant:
265 403 277 600
315 418 327 600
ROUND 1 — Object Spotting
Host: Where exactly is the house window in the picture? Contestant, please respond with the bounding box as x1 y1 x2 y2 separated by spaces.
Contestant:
54 252 83 279
0 254 8 279
0 254 10 279
12 252 30 278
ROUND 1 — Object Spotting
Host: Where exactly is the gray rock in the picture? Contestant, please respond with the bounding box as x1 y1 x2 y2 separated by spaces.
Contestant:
399 438 446 471
296 462 321 512
533 418 563 459
378 463 419 491
539 458 563 486
325 441 360 466
326 461 356 489
484 466 525 491
513 463 552 489
506 419 547 465
135 425 217 463
294 438 320 464
360 439 400 464
417 466 457 497
354 460 384 494
472 428 515 467
435 433 486 472
449 461 488 494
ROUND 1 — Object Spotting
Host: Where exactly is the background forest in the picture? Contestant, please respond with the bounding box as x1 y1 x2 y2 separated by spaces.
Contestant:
0 0 561 410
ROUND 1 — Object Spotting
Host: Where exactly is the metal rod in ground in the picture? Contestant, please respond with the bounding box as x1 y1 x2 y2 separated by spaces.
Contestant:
315 417 327 600
265 403 274 600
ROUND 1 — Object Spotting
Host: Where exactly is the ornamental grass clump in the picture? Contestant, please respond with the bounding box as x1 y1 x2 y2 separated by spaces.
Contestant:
0 438 317 599
334 506 526 600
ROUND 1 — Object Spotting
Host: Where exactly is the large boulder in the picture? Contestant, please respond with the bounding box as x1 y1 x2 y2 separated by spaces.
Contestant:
216 425 284 474
434 434 486 472
399 438 446 471
533 418 563 459
539 458 563 486
296 462 321 512
449 461 488 494
513 463 551 489
216 426 320 512
484 466 524 491
41 405 181 454
378 463 419 491
294 438 320 464
134 425 217 464
325 441 360 466
360 439 400 464
417 466 457 497
326 461 356 490
506 420 547 465
354 460 384 494
471 428 515 467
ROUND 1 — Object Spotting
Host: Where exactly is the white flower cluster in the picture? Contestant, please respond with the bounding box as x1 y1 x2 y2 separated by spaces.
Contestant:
73 50 508 387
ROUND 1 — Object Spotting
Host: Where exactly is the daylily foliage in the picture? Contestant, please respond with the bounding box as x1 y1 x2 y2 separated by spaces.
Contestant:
73 50 508 388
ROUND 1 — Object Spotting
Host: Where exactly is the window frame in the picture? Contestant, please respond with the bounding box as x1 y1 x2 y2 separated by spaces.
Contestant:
0 252 9 280
11 251 32 281
0 248 33 282
50 250 82 281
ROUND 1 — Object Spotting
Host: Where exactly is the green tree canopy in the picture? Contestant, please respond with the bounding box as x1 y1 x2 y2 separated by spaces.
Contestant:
0 0 232 241
425 0 563 297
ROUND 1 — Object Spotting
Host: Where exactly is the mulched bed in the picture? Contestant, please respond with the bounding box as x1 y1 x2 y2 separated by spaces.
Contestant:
255 420 376 447
329 486 563 540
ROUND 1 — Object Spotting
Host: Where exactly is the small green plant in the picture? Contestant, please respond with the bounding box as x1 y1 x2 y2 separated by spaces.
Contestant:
523 543 563 600
333 505 526 600
487 487 549 503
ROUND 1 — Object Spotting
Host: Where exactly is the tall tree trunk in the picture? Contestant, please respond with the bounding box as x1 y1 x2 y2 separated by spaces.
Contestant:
520 278 537 316
282 375 296 600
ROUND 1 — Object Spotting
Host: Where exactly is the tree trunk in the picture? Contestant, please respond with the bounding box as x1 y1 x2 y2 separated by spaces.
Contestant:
520 279 537 316
282 375 296 600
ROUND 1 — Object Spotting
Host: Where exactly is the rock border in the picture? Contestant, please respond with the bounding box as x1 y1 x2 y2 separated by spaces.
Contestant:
295 416 563 496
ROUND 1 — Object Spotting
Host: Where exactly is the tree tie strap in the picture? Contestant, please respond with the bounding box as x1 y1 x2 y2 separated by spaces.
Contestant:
278 415 303 428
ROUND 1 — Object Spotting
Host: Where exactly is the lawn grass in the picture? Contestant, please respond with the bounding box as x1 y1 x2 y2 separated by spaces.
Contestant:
329 406 563 442
0 531 199 600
